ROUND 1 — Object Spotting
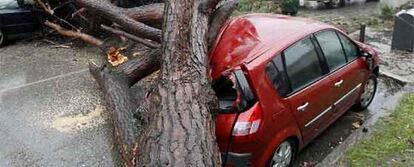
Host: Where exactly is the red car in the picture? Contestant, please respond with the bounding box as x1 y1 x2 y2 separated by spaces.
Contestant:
209 14 379 167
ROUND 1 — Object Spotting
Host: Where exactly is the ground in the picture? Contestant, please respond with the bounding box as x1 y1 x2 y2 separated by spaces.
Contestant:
0 40 119 166
1 0 414 166
344 93 414 166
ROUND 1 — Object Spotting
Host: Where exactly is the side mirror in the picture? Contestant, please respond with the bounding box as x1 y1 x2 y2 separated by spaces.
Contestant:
361 51 372 58
360 50 374 70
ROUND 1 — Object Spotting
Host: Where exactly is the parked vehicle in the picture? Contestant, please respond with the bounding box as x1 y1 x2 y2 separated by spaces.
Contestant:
209 14 379 167
317 0 345 8
0 0 40 46
314 0 379 8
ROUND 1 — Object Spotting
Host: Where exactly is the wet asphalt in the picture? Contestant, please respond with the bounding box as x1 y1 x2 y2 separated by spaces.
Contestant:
0 41 118 166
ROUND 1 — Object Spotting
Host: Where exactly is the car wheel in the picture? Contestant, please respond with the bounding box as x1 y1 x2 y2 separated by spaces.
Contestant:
0 29 4 46
354 74 377 111
269 140 296 167
325 0 345 8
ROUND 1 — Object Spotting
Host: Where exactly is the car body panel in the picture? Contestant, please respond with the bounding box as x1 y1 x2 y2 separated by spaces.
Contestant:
0 5 39 39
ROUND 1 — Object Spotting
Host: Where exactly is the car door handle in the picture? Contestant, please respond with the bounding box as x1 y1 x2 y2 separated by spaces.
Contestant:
297 102 309 112
334 80 344 88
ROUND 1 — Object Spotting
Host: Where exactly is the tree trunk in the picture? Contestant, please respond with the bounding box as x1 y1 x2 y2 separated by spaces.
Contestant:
135 0 221 165
38 0 239 165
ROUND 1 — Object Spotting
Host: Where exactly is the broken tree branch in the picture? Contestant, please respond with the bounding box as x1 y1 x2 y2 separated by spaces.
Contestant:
89 63 139 167
77 0 162 42
125 3 164 24
117 49 161 87
208 0 239 48
101 25 160 49
35 0 54 15
72 7 88 20
45 20 104 47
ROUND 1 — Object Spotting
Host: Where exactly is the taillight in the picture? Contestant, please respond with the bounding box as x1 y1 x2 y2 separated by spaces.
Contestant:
232 103 262 136
233 120 261 136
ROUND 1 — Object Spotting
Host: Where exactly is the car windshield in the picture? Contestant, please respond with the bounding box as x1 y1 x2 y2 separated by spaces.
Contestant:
0 0 18 9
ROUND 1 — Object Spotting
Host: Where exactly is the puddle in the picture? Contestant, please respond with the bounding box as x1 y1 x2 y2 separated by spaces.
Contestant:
51 105 106 133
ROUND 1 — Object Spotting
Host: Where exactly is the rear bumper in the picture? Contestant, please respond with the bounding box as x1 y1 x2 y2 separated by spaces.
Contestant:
221 152 252 167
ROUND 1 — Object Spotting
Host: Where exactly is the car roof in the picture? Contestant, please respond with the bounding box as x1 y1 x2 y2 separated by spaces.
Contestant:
209 13 336 78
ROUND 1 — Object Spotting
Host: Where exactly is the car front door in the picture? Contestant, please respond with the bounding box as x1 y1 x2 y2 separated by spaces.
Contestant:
314 30 369 119
281 37 336 143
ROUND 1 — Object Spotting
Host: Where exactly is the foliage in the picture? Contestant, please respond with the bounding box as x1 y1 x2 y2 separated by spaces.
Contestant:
345 93 414 166
381 4 395 20
237 0 280 13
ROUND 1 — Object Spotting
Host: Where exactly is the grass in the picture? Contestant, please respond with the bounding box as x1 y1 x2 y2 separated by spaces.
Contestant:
380 4 396 20
237 0 280 13
345 93 414 166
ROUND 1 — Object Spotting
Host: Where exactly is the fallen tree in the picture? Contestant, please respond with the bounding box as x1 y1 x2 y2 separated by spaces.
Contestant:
35 0 239 166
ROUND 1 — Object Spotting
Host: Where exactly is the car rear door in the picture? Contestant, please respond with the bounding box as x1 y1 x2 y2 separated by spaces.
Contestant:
313 30 369 119
280 37 336 143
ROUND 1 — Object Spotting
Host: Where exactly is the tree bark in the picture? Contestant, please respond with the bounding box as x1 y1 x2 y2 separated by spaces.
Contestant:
117 49 161 87
77 0 162 42
125 3 164 25
208 0 239 48
135 0 221 165
89 63 140 166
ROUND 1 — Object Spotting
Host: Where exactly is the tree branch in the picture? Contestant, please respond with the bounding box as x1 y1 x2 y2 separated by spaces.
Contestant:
125 3 164 24
117 49 161 87
76 0 162 42
89 63 139 167
35 0 54 15
101 25 160 49
208 0 239 48
45 21 104 47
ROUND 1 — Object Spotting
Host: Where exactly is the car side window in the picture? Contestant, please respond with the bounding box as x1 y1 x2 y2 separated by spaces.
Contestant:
284 37 324 92
315 30 347 71
265 55 290 97
337 32 359 61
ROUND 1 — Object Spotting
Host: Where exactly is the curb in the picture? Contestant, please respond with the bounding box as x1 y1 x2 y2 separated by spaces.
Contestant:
379 69 414 84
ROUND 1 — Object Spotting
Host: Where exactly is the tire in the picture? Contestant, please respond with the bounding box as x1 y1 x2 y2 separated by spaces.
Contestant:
325 0 345 8
0 29 5 47
353 74 377 111
269 140 296 167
